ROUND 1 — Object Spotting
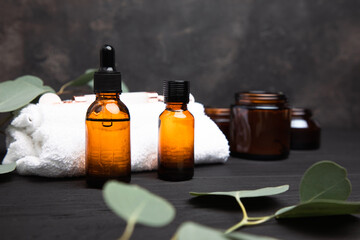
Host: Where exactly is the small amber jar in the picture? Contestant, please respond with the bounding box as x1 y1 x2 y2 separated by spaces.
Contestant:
230 91 291 160
204 108 230 140
291 108 321 150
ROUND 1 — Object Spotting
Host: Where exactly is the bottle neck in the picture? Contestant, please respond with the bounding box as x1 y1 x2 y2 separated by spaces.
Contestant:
96 92 120 100
166 102 188 111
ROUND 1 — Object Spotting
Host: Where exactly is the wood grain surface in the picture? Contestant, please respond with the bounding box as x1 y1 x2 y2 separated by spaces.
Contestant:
0 129 359 239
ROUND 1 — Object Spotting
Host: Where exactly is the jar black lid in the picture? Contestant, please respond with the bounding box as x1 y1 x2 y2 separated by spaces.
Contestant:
93 44 122 93
163 80 190 103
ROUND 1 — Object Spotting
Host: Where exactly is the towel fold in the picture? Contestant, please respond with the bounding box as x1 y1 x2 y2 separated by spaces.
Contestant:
3 93 229 177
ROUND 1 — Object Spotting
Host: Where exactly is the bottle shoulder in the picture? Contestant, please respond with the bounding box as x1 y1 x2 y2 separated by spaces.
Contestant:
86 98 130 120
159 109 194 120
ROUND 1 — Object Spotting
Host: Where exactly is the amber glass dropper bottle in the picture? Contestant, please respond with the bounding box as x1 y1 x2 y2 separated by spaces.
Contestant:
85 44 131 188
158 80 194 181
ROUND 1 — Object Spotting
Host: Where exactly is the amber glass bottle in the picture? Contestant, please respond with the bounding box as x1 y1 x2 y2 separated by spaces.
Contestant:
86 45 131 188
291 108 321 150
230 91 290 160
158 80 194 181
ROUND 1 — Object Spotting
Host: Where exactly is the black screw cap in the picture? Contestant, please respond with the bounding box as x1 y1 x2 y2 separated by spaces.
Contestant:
163 80 190 103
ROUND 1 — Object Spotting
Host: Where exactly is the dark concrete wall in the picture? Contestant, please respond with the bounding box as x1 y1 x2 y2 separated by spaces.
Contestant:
1 0 360 129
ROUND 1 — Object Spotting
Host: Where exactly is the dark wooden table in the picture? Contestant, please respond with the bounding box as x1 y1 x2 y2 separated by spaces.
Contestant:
0 130 359 240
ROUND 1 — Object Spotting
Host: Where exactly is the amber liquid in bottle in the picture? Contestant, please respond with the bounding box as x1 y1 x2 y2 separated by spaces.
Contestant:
86 93 131 188
158 103 194 181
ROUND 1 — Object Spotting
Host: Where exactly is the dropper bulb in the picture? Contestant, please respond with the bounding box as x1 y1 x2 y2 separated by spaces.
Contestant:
100 44 116 71
93 44 122 93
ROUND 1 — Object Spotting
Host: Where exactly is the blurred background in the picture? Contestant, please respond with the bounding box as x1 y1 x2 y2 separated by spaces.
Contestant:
1 0 360 130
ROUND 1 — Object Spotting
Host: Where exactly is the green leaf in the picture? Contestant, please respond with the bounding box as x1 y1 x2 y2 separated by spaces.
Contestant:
275 199 360 219
0 162 16 174
0 75 55 112
17 75 43 87
228 231 278 240
58 69 97 94
190 185 289 199
300 161 351 202
103 180 175 227
70 68 97 86
174 222 226 240
276 161 358 219
191 186 288 233
121 81 130 93
174 222 277 240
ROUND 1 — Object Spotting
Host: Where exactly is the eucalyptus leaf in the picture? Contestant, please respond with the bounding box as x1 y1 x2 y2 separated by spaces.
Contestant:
190 185 289 199
0 162 16 174
121 81 129 93
275 199 360 218
300 161 351 202
69 68 97 86
228 231 278 240
103 180 175 227
16 75 44 86
276 161 358 219
0 76 55 112
173 222 227 240
174 222 277 240
85 68 97 74
58 69 97 94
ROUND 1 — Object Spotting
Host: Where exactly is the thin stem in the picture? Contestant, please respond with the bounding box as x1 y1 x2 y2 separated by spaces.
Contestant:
170 233 178 240
225 215 274 234
118 202 146 240
247 216 272 220
57 82 72 95
225 219 247 234
245 215 274 225
247 216 265 220
225 193 247 234
235 192 247 218
118 219 136 240
224 192 275 234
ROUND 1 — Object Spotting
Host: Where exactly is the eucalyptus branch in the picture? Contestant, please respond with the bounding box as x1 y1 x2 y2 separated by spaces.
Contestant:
57 69 97 95
224 192 274 234
57 82 72 95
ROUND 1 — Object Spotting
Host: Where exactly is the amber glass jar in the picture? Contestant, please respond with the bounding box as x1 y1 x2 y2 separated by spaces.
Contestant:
291 108 321 150
230 91 291 160
205 108 230 140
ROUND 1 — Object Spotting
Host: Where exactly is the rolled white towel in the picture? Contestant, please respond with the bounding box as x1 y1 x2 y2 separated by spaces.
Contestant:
3 93 229 177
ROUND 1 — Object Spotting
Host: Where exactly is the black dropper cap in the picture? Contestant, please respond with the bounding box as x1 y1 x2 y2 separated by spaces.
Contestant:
93 44 122 93
163 80 190 103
